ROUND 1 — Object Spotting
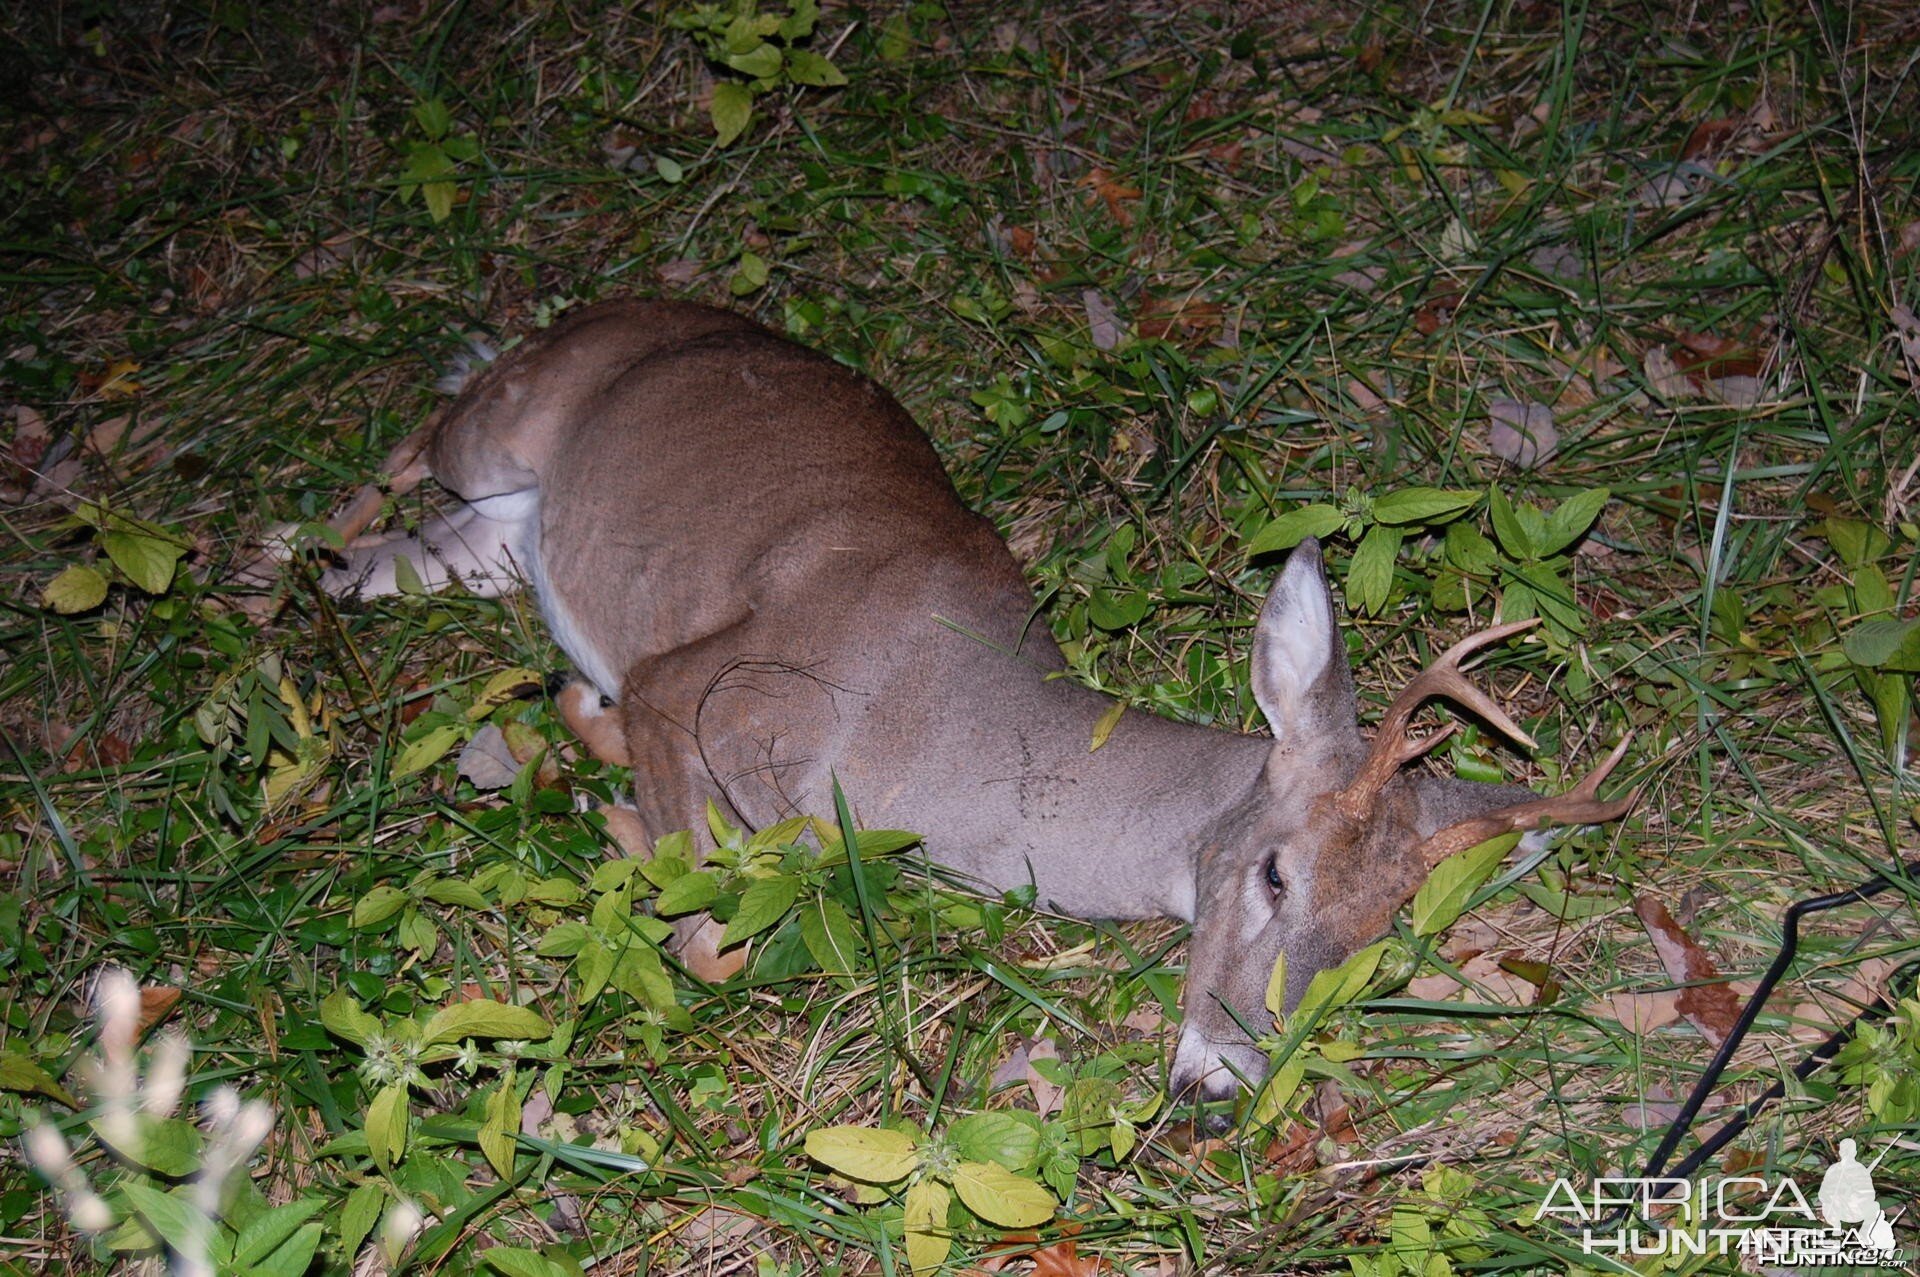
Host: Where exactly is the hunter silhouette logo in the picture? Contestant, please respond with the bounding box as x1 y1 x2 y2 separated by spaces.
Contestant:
1818 1139 1898 1255
1536 1137 1907 1265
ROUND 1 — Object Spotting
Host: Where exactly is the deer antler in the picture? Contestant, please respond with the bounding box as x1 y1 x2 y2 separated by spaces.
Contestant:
1415 734 1639 867
1333 619 1543 822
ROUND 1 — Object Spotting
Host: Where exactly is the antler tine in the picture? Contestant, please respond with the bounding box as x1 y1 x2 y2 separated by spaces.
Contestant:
1335 618 1543 820
1415 732 1640 868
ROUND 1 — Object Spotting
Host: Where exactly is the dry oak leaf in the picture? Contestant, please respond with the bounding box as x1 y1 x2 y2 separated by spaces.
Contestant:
1606 990 1683 1034
1080 167 1142 228
1136 295 1224 342
1633 895 1742 1048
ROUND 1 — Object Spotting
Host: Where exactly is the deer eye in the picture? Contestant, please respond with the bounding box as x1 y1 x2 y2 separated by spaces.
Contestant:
1263 854 1285 897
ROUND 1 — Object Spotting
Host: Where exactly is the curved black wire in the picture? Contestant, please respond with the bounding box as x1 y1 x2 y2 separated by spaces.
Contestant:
1595 857 1920 1231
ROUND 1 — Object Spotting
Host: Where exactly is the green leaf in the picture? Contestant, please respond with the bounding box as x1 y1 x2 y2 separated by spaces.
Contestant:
1411 832 1521 937
1063 1077 1122 1155
480 1069 521 1178
723 873 800 946
798 897 865 975
483 1247 574 1277
1846 617 1920 671
612 941 675 1009
393 723 464 778
1264 949 1288 1019
414 998 549 1044
710 82 753 145
815 828 922 865
1488 488 1534 559
101 527 186 593
1538 487 1610 555
536 921 589 957
0 1049 78 1107
367 1083 409 1171
950 1160 1056 1228
119 1183 201 1255
724 42 782 78
319 989 383 1046
574 937 614 1000
1293 940 1389 1028
1370 487 1479 526
903 1179 950 1276
419 999 552 1047
1087 586 1150 630
339 1183 384 1260
396 906 436 953
422 878 491 909
42 564 108 614
249 1223 322 1277
803 1125 919 1183
1853 563 1895 614
778 0 820 39
655 869 719 916
1250 1054 1307 1126
1444 522 1499 575
785 48 847 87
947 1111 1042 1173
729 249 770 296
351 884 409 929
1245 503 1343 556
91 1113 202 1176
422 181 455 222
1346 524 1403 615
413 97 452 141
231 1198 324 1268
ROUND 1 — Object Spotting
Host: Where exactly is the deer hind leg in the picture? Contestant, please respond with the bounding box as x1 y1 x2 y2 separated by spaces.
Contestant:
319 489 538 600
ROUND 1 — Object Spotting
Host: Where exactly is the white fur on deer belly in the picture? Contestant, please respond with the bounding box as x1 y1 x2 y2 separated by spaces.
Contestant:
525 530 622 703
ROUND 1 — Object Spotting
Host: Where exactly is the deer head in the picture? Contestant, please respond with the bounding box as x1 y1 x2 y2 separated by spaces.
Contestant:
1169 538 1635 1104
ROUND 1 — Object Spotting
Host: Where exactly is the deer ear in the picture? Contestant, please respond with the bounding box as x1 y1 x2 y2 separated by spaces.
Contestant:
1251 538 1358 743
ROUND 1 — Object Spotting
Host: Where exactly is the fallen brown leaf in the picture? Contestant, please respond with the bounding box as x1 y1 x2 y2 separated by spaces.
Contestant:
136 986 183 1037
1080 167 1141 228
1605 990 1683 1034
1136 295 1223 342
1633 895 1742 1047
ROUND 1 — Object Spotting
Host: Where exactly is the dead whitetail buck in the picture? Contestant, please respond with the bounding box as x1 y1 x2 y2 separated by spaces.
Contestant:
295 299 1635 1105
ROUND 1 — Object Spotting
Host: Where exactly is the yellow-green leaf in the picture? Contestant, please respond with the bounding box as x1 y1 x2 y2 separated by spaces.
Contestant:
42 564 108 614
1411 832 1520 937
419 999 552 1047
710 82 753 146
574 937 614 1000
480 1069 521 1178
722 872 798 946
1245 503 1343 556
351 885 409 929
467 667 543 719
950 1160 1055 1228
1251 1055 1308 1126
903 1179 950 1275
1089 697 1125 752
0 1050 78 1108
392 723 464 778
1294 939 1389 1027
786 48 847 87
367 1083 409 1171
319 989 382 1046
803 1125 918 1184
100 527 186 594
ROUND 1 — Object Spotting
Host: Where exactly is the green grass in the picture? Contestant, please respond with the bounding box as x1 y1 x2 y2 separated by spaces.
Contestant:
2 1 1917 1273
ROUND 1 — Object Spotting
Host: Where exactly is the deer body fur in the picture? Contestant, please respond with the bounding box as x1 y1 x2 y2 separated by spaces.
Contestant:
322 298 1631 1103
